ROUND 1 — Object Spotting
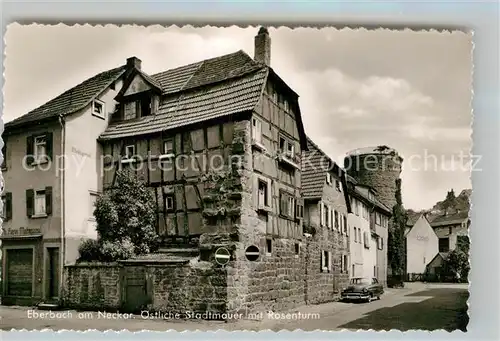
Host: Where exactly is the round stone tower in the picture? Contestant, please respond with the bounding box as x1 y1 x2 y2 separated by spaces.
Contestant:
344 145 403 210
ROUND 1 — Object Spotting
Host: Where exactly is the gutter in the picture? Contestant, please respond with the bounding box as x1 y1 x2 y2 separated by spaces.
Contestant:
58 113 66 301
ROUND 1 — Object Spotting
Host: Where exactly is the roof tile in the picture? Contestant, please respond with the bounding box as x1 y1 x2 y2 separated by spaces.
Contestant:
5 66 126 129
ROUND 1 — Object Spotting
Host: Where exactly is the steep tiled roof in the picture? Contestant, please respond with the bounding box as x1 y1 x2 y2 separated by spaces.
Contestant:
5 66 126 130
301 137 342 199
352 185 391 214
100 50 269 140
429 210 469 227
100 68 267 140
151 50 261 94
406 211 422 227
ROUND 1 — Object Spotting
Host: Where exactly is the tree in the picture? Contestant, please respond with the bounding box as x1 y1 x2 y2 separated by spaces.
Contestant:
78 169 160 262
444 249 469 283
442 189 457 213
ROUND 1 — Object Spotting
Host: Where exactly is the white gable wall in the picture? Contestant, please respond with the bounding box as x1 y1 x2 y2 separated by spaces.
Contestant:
406 215 439 274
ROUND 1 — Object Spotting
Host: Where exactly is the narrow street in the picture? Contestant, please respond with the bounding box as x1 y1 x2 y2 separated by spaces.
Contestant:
1 283 468 332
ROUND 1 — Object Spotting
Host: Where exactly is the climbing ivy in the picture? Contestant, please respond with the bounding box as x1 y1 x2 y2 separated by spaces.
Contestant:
388 178 407 277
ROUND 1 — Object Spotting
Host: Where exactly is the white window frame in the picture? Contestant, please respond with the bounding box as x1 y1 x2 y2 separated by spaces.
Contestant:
378 237 384 250
326 173 332 185
160 138 175 159
123 144 135 162
165 195 175 211
34 190 46 216
279 136 294 157
364 231 370 249
266 239 272 255
257 179 269 210
92 99 105 119
287 196 295 217
295 201 304 219
34 135 47 163
252 117 263 144
321 250 331 273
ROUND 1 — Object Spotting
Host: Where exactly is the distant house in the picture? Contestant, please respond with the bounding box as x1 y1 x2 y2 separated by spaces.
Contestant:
404 212 438 275
426 252 449 278
429 210 470 253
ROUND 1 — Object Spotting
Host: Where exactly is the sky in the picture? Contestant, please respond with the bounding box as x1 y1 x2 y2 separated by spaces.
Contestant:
3 24 473 210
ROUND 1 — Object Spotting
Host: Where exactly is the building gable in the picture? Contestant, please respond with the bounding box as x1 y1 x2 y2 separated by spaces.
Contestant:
123 74 153 97
407 215 438 241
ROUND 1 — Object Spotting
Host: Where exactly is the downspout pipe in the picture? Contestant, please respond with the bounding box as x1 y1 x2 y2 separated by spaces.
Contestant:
58 113 66 303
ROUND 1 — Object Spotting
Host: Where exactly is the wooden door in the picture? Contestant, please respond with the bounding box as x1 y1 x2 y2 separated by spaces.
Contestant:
47 247 60 299
122 267 149 313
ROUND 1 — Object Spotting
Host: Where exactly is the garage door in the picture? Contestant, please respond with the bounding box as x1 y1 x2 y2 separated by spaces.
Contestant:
6 249 34 297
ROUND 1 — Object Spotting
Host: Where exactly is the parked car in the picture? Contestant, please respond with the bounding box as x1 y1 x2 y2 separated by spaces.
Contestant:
341 277 384 302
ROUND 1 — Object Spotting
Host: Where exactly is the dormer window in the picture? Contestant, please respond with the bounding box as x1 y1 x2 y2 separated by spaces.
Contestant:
92 100 105 119
140 97 152 117
124 102 137 120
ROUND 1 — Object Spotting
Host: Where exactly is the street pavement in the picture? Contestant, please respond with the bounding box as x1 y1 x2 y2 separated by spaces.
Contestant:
0 282 468 332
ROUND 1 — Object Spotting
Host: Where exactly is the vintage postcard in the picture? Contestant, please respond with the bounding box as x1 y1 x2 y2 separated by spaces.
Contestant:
1 24 472 332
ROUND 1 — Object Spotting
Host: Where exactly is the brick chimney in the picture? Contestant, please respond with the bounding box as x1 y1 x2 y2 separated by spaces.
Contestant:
126 56 142 70
254 27 271 66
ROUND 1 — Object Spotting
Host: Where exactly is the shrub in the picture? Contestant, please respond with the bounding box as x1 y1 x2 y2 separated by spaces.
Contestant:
78 239 101 262
94 169 160 255
99 238 135 262
77 169 160 262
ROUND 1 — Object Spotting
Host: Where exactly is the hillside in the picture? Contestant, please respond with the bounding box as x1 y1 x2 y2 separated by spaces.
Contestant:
406 188 471 220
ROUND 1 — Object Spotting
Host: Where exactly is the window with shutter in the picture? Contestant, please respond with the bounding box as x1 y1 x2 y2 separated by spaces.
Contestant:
5 192 12 221
26 189 34 217
45 186 52 215
35 190 46 216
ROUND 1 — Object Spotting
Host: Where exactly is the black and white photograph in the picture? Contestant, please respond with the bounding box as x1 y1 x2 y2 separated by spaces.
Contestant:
1 24 472 332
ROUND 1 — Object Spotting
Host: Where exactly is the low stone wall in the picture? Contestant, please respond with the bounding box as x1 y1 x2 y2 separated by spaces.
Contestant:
64 263 121 310
63 260 227 315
